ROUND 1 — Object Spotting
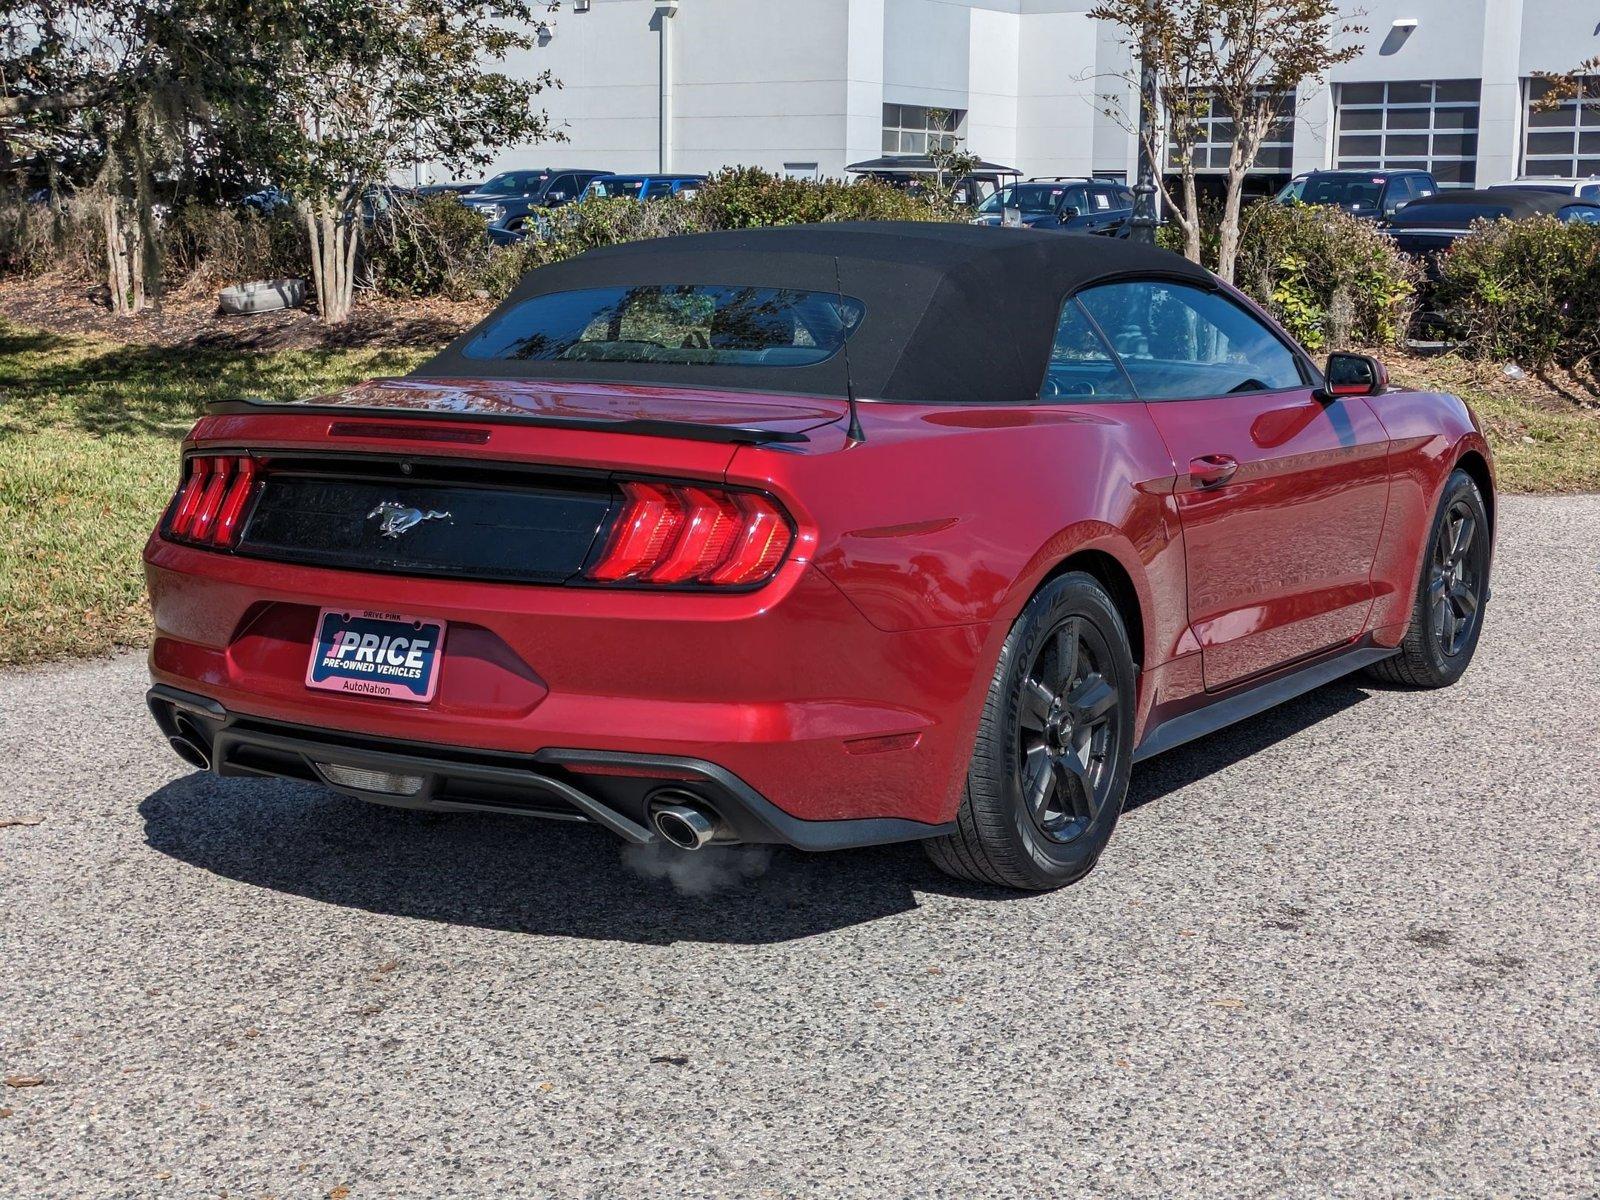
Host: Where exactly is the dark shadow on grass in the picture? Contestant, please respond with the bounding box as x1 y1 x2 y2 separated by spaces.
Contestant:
2 339 425 439
0 325 75 359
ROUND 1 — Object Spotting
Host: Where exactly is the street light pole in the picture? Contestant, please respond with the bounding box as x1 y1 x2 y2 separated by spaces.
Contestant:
1129 35 1159 245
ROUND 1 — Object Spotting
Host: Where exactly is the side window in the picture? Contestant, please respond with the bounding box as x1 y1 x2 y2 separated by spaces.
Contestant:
1113 187 1135 210
1561 205 1600 224
1384 176 1415 215
1075 280 1305 399
1061 186 1090 215
1088 187 1115 212
544 174 576 203
1042 299 1138 401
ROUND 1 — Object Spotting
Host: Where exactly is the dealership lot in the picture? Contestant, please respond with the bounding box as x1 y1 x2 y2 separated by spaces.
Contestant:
1 493 1596 1198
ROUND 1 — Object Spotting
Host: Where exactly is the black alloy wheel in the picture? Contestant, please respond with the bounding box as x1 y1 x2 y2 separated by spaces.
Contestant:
1017 617 1120 845
1364 468 1491 689
1428 499 1484 658
926 572 1136 891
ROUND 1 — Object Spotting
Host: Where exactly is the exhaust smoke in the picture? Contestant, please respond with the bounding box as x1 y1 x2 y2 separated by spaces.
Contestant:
621 841 774 896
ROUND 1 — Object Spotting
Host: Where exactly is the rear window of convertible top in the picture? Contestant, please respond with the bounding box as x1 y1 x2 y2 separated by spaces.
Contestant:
461 284 866 368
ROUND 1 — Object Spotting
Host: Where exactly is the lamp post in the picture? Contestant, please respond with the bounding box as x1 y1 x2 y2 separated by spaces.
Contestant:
1129 37 1159 245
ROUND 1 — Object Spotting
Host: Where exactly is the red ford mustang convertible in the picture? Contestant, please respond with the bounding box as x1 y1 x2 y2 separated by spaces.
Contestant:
144 223 1493 890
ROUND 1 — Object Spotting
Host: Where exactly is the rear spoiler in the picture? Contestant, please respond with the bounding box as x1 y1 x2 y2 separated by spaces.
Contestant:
204 397 811 446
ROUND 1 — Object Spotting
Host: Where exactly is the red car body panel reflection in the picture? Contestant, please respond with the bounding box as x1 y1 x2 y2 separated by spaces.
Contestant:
143 306 1494 838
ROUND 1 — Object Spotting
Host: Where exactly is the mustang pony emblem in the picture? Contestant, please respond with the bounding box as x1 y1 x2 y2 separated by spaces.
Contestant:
367 501 452 539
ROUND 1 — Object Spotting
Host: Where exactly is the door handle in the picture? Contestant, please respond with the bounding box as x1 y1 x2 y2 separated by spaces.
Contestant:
1189 454 1239 489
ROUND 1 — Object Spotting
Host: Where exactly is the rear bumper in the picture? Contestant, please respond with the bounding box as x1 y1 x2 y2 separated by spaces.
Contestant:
144 536 997 828
148 685 953 850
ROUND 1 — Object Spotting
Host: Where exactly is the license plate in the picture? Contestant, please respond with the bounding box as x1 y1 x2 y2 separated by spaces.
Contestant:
305 609 446 703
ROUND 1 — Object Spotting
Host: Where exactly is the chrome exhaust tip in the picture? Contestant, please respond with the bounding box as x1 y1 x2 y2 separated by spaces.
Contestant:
167 719 211 771
648 793 721 850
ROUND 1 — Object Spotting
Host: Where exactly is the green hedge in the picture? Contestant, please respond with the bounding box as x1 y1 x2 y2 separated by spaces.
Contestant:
438 167 964 300
1433 215 1600 368
1233 202 1420 350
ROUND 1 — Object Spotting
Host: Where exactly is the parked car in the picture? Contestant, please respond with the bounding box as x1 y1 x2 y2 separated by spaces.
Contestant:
460 168 611 243
144 223 1494 892
1276 168 1438 219
1487 176 1600 200
1386 188 1600 271
579 174 707 202
972 179 1135 236
240 185 392 224
408 182 483 199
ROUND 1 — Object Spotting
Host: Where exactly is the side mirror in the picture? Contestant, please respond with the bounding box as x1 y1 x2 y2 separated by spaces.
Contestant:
1058 206 1080 222
1323 352 1389 398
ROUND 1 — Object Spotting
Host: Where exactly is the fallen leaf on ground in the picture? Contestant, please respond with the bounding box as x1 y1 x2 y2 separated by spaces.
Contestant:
4 1076 47 1088
0 816 44 829
328 1188 351 1200
1209 998 1245 1010
0 1107 13 1117
649 1055 689 1067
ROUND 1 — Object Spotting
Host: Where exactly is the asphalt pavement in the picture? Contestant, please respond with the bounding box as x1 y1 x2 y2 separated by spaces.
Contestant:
1 494 1597 1198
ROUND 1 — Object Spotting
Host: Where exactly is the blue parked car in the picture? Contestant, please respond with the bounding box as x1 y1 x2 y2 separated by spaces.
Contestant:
578 174 707 202
971 178 1136 237
460 168 612 244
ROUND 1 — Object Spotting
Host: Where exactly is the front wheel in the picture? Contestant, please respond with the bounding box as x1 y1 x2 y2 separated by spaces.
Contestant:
1364 468 1490 689
926 573 1136 891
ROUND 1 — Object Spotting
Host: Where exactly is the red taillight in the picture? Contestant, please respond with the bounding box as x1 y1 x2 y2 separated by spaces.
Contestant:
708 493 790 585
166 454 260 549
211 457 258 545
587 481 793 588
168 456 212 538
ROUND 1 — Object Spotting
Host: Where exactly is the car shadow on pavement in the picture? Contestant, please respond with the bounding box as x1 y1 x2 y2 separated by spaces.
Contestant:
138 775 946 945
1122 679 1371 814
137 680 1372 945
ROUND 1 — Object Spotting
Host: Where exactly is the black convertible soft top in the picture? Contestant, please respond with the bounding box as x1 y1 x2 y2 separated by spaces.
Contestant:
415 222 1214 405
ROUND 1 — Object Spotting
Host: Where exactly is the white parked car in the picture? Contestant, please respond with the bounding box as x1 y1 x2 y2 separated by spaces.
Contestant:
1487 177 1600 200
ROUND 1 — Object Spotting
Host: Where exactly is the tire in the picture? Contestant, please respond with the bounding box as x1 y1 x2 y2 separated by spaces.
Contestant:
1364 468 1490 689
926 572 1136 891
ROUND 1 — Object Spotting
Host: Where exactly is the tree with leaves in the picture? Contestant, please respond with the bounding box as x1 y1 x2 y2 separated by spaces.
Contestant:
1090 0 1364 283
3 0 281 314
250 0 561 324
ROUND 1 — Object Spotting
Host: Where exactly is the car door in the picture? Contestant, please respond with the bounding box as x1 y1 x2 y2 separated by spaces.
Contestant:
1077 279 1392 690
1383 175 1417 218
1084 186 1132 236
1058 186 1092 231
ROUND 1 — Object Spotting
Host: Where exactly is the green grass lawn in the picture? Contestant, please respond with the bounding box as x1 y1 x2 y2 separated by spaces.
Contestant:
1 320 1596 668
0 322 427 666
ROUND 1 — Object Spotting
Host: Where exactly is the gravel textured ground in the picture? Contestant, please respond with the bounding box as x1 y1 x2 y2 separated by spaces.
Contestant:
2 494 1597 1199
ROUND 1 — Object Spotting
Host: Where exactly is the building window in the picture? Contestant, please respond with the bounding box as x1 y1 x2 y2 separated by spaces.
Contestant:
1335 80 1480 187
1166 91 1295 174
1524 77 1600 178
882 104 964 156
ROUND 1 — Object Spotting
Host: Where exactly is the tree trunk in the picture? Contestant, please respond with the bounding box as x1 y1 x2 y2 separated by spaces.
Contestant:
1215 166 1247 285
302 193 357 324
100 198 147 318
1180 169 1201 264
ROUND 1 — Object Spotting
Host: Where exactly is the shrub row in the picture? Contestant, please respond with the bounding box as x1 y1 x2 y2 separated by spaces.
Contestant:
1432 215 1600 369
1234 202 1421 352
5 169 1596 369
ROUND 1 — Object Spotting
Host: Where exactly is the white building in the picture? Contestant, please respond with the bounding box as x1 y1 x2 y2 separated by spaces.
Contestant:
478 0 1600 190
